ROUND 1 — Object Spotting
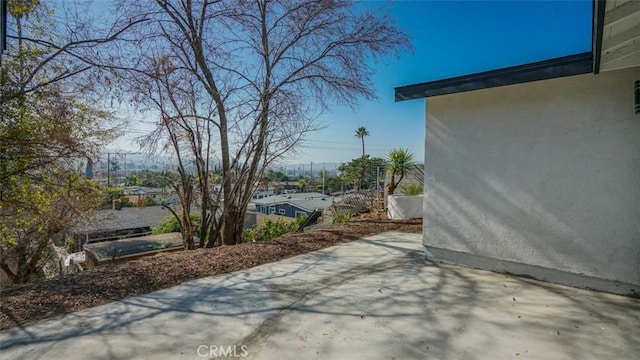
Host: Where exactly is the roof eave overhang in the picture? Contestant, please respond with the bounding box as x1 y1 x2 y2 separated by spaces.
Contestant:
395 0 607 102
394 52 593 101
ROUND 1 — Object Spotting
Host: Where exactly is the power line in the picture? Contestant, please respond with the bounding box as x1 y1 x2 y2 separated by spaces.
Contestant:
308 139 405 147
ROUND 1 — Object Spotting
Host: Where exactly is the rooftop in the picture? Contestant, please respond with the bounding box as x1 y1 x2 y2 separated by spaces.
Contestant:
79 207 169 233
84 232 184 263
252 192 336 212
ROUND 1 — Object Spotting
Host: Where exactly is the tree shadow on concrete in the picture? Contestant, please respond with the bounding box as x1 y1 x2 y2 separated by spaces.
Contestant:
1 233 638 359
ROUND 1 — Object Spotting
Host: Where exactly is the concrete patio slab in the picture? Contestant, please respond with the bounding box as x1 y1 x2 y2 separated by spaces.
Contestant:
1 232 638 360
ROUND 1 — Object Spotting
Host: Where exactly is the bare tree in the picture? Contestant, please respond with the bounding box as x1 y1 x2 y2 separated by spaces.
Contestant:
136 56 213 249
1 1 148 104
118 0 410 245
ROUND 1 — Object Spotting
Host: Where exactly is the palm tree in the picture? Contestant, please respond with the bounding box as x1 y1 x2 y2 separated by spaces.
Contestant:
386 147 414 195
354 126 370 156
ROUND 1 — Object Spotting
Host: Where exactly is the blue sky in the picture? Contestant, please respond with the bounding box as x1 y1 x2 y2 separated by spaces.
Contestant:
293 0 593 166
110 0 593 166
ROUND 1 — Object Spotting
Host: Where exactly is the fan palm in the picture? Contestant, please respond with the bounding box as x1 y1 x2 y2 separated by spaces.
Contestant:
354 126 369 156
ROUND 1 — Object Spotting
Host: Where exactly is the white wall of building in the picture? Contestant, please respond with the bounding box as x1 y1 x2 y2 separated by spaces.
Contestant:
387 194 423 220
423 67 640 295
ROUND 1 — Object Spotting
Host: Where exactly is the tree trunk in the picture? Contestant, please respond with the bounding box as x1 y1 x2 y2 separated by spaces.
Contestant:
388 173 397 195
0 263 19 284
359 155 367 190
205 215 221 248
222 206 244 245
2 252 36 284
181 203 194 249
16 262 33 284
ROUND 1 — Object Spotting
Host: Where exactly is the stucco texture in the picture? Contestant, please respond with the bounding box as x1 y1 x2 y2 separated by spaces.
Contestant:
423 67 640 292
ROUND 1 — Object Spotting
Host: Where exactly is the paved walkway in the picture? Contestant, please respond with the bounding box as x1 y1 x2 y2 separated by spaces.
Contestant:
1 232 638 359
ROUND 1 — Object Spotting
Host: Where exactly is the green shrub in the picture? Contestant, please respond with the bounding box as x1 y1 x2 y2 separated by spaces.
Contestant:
100 186 124 208
154 214 202 237
120 197 135 207
144 196 158 206
401 184 423 196
332 213 351 224
243 215 307 242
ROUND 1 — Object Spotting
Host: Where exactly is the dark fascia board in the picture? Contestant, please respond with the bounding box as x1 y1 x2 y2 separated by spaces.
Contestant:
592 0 606 74
395 52 593 102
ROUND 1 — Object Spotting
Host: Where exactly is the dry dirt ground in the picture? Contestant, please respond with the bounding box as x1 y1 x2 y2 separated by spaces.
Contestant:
0 212 421 330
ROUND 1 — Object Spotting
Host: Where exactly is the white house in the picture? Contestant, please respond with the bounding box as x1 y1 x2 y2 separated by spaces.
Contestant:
395 0 639 296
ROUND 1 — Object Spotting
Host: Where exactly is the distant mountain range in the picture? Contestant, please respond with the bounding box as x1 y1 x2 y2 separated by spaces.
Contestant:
91 151 343 176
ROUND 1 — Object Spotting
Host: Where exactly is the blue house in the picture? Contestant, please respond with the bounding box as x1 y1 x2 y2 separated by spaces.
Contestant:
252 192 333 218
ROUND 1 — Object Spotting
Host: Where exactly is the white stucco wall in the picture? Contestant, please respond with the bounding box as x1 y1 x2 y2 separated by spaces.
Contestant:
387 195 423 220
424 67 640 295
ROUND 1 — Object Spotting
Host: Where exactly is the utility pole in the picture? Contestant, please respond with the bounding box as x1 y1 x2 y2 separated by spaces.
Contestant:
322 162 325 194
376 166 380 208
106 151 138 187
310 161 313 179
107 153 111 187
